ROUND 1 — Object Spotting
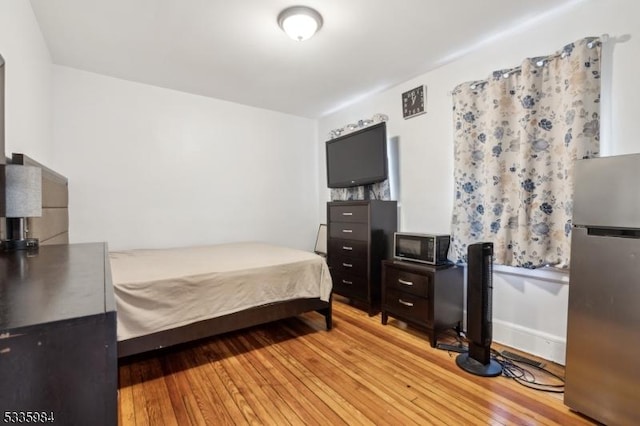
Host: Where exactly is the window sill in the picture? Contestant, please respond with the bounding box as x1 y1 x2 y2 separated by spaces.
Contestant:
492 264 570 284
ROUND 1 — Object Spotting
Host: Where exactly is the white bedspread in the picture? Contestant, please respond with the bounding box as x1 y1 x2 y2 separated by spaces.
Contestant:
110 242 332 341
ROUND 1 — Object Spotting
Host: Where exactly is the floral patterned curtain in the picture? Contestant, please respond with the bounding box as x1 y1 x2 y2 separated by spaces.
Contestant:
450 37 601 268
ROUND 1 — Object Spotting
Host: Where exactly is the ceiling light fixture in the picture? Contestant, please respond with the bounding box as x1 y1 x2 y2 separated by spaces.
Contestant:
277 6 323 41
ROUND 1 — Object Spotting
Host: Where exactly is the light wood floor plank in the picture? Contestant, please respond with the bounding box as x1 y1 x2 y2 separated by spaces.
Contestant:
212 337 295 425
127 361 152 426
280 321 483 425
193 344 263 425
159 354 209 426
313 313 533 425
118 364 136 425
118 300 595 426
314 311 517 424
239 332 349 426
172 346 249 425
335 305 574 424
251 328 376 425
225 335 318 425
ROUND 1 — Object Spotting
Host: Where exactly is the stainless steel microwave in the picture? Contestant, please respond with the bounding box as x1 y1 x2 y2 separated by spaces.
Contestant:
393 232 451 265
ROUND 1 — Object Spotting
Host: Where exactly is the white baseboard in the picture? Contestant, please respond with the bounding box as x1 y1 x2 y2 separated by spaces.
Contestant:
492 319 566 365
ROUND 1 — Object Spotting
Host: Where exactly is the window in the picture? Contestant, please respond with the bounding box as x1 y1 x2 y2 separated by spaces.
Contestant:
450 37 602 268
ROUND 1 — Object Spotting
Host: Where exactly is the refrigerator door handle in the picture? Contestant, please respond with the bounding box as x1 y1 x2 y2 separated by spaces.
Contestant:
586 227 640 239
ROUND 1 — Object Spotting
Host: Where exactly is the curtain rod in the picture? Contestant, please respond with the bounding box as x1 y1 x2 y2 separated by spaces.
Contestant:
447 35 609 95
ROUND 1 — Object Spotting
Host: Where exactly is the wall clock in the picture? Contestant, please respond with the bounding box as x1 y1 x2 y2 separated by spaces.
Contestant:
402 85 426 119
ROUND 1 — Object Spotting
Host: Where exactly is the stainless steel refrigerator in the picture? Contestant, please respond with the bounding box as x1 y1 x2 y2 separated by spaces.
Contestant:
565 154 640 425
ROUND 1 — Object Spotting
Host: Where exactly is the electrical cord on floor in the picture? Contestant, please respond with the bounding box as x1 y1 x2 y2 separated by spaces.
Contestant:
491 349 565 393
435 330 565 394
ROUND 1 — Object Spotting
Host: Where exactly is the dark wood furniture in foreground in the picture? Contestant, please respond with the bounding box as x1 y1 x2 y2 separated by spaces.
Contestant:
381 259 463 347
327 200 397 315
0 243 117 426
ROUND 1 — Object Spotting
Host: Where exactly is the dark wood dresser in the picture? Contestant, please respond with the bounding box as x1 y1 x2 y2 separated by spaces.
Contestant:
327 200 397 315
0 243 117 425
381 259 463 347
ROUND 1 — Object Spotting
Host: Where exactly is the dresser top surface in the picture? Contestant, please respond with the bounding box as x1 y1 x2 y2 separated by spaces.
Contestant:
328 200 397 206
0 242 113 331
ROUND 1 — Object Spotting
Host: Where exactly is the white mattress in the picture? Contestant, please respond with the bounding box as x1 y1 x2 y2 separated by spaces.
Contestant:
110 242 332 341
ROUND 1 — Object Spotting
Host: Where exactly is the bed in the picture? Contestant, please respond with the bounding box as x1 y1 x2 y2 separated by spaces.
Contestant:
13 152 333 359
111 242 333 357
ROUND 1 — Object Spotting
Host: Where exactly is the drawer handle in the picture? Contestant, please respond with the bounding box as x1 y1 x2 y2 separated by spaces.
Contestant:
398 279 414 286
342 279 353 285
342 246 353 251
342 212 353 216
342 229 353 233
399 299 414 307
342 263 353 268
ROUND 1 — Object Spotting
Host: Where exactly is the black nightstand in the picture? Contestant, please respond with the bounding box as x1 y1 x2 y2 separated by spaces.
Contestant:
381 260 463 347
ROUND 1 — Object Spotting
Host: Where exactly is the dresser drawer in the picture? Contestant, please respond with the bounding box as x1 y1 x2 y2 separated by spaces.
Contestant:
329 204 368 223
328 239 368 259
329 222 369 241
384 266 431 298
331 272 368 300
384 288 430 324
328 253 368 277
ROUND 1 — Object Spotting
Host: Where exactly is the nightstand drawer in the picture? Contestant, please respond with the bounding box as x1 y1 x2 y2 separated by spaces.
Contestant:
329 222 369 241
384 288 430 324
331 272 368 300
329 205 368 223
328 239 367 259
384 266 430 297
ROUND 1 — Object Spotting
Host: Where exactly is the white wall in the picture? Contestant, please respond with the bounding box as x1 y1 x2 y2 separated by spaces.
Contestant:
51 66 319 251
0 1 53 161
318 0 640 363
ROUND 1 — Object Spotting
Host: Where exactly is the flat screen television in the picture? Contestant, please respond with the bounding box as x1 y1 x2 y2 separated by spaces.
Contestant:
326 122 388 188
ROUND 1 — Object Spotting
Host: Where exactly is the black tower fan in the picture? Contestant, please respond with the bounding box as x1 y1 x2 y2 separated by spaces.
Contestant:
456 242 502 377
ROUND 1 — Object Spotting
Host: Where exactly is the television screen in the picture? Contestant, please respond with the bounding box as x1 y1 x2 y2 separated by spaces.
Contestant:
326 122 388 188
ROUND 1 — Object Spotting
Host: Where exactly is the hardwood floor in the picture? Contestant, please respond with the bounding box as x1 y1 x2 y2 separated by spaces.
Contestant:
118 299 594 425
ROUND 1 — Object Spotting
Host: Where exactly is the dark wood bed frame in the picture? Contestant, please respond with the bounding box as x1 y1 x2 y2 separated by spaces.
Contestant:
16 152 333 359
118 297 332 358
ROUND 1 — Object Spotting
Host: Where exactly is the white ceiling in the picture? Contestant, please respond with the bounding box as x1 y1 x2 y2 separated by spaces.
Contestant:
30 0 583 118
